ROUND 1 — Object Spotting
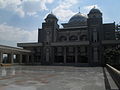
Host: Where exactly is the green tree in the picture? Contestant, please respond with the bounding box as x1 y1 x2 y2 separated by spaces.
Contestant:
104 48 120 65
115 24 120 40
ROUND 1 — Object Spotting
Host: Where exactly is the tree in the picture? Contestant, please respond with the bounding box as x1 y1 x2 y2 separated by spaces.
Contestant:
115 24 120 40
104 48 120 65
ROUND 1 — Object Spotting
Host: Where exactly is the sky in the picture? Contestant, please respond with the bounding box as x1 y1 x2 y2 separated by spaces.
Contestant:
0 0 120 47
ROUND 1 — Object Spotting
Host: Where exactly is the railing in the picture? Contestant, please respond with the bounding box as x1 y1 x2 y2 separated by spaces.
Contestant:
106 64 120 89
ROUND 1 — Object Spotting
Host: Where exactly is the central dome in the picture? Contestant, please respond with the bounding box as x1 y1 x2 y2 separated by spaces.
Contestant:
69 13 87 23
62 12 88 28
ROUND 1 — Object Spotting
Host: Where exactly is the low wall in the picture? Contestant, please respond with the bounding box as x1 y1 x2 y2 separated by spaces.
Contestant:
106 64 120 89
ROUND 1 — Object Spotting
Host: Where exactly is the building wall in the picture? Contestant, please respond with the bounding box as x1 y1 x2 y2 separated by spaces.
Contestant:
23 10 117 66
57 29 88 42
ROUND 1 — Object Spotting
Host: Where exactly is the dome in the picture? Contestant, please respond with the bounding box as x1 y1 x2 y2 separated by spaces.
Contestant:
69 13 87 23
89 8 101 13
46 13 57 19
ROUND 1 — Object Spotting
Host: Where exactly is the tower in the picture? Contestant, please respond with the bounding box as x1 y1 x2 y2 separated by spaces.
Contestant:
38 13 59 43
39 13 59 64
87 7 103 66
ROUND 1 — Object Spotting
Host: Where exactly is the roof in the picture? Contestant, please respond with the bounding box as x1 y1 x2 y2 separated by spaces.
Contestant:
46 13 58 20
69 12 87 23
89 8 101 13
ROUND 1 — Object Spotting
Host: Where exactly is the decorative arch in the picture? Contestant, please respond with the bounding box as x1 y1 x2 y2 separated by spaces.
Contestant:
59 36 67 41
69 35 78 41
80 35 87 41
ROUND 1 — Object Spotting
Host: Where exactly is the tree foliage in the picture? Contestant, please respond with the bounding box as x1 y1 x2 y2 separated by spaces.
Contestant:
104 48 120 64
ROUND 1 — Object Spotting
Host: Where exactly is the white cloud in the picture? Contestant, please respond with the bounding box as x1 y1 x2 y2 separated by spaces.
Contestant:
27 12 37 16
0 0 24 17
0 0 54 17
15 7 25 18
83 5 100 14
0 0 21 9
22 0 54 17
0 24 38 46
46 0 54 3
53 0 79 22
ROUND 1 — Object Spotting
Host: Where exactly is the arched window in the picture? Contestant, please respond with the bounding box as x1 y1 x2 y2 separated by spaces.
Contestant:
59 36 67 41
69 35 78 41
80 35 87 41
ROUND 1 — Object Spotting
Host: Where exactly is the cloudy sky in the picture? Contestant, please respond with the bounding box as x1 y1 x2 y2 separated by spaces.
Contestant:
0 0 120 47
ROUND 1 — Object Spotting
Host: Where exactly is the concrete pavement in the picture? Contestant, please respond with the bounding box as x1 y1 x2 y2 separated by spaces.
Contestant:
0 66 106 90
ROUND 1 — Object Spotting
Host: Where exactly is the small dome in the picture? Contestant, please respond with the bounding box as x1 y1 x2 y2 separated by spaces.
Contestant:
46 13 57 19
89 8 101 13
69 13 87 23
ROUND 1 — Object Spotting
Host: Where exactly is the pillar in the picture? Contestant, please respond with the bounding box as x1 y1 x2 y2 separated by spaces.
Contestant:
88 46 93 66
0 52 3 64
8 53 14 64
26 54 29 64
16 54 19 63
10 53 14 64
64 47 66 64
31 55 34 64
93 47 98 65
19 54 22 64
75 47 78 64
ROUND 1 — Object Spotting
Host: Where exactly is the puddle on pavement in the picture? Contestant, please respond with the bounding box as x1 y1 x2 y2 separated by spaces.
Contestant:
1 68 7 76
0 66 105 90
1 85 36 90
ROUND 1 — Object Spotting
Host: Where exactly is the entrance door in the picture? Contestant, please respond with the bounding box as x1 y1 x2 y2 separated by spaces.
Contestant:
66 56 75 63
77 55 88 63
54 56 64 63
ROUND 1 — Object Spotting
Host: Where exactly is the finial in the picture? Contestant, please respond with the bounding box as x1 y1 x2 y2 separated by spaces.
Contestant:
78 7 80 13
93 6 96 9
51 11 53 14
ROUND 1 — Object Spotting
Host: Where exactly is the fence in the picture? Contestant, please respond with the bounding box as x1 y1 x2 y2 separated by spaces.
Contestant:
106 64 120 89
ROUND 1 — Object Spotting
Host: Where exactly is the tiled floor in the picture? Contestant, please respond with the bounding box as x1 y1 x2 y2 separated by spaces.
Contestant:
0 66 105 90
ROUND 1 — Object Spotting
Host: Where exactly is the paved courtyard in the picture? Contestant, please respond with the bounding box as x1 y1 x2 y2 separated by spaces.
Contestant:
0 66 105 90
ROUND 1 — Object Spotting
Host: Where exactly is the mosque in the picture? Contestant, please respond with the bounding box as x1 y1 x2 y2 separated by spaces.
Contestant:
18 7 119 66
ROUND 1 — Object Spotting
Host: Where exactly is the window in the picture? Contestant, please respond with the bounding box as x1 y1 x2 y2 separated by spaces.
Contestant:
57 47 63 52
80 35 87 41
69 35 78 41
59 36 67 41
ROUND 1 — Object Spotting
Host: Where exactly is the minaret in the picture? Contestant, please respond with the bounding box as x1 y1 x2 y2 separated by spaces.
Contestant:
38 12 59 43
87 7 103 66
39 13 59 65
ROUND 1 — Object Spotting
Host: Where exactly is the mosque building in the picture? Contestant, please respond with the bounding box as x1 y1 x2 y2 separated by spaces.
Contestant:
18 7 119 66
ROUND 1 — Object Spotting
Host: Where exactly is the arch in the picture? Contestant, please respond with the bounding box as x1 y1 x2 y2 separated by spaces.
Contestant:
69 35 78 41
80 35 87 41
59 36 67 41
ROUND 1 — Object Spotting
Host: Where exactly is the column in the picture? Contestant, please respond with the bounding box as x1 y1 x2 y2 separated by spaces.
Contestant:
31 55 34 64
8 53 14 64
26 55 29 64
11 53 14 64
75 47 78 64
64 47 66 64
93 47 98 63
19 54 22 64
0 52 3 64
16 54 19 63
